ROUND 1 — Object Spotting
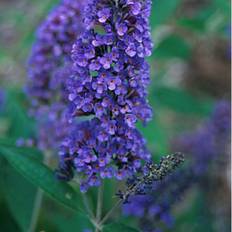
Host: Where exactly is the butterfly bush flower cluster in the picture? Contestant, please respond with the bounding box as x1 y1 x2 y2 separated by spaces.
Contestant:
58 0 154 192
27 0 84 150
68 0 153 124
123 101 231 232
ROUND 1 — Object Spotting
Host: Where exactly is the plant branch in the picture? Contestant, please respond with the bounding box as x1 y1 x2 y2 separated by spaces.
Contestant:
98 153 185 226
96 183 104 222
82 192 101 230
82 193 95 220
28 188 43 232
95 183 104 232
75 178 101 230
28 152 51 232
99 199 122 226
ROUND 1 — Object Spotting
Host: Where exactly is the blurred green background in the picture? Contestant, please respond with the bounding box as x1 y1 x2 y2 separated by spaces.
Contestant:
0 0 230 231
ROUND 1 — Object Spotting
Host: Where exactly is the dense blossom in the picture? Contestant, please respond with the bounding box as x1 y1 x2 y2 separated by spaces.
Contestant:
26 0 84 150
57 0 154 191
58 118 151 192
123 101 231 232
68 0 153 125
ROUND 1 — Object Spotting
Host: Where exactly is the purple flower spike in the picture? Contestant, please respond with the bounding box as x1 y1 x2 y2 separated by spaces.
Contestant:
59 119 151 192
57 0 153 191
26 0 85 151
68 0 153 127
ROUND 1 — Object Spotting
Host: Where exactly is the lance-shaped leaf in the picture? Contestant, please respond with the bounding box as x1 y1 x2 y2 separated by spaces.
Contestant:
0 146 84 214
1 162 37 231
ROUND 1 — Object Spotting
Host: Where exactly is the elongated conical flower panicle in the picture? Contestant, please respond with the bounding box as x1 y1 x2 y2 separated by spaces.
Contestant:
68 0 153 125
27 0 84 150
60 0 153 191
28 0 84 106
123 101 231 232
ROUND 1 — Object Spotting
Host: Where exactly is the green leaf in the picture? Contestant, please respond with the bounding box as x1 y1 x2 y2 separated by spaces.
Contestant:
0 146 85 214
0 138 43 161
0 140 43 231
151 0 181 28
2 162 37 231
153 87 213 116
0 200 21 232
154 35 191 59
50 212 93 232
103 223 140 232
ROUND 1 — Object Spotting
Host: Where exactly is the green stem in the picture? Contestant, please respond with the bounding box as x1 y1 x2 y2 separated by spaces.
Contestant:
27 189 43 232
82 193 95 220
95 225 100 232
99 199 122 226
91 219 102 232
95 183 104 232
96 183 104 221
28 152 51 232
82 195 102 231
98 172 150 227
76 178 100 230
